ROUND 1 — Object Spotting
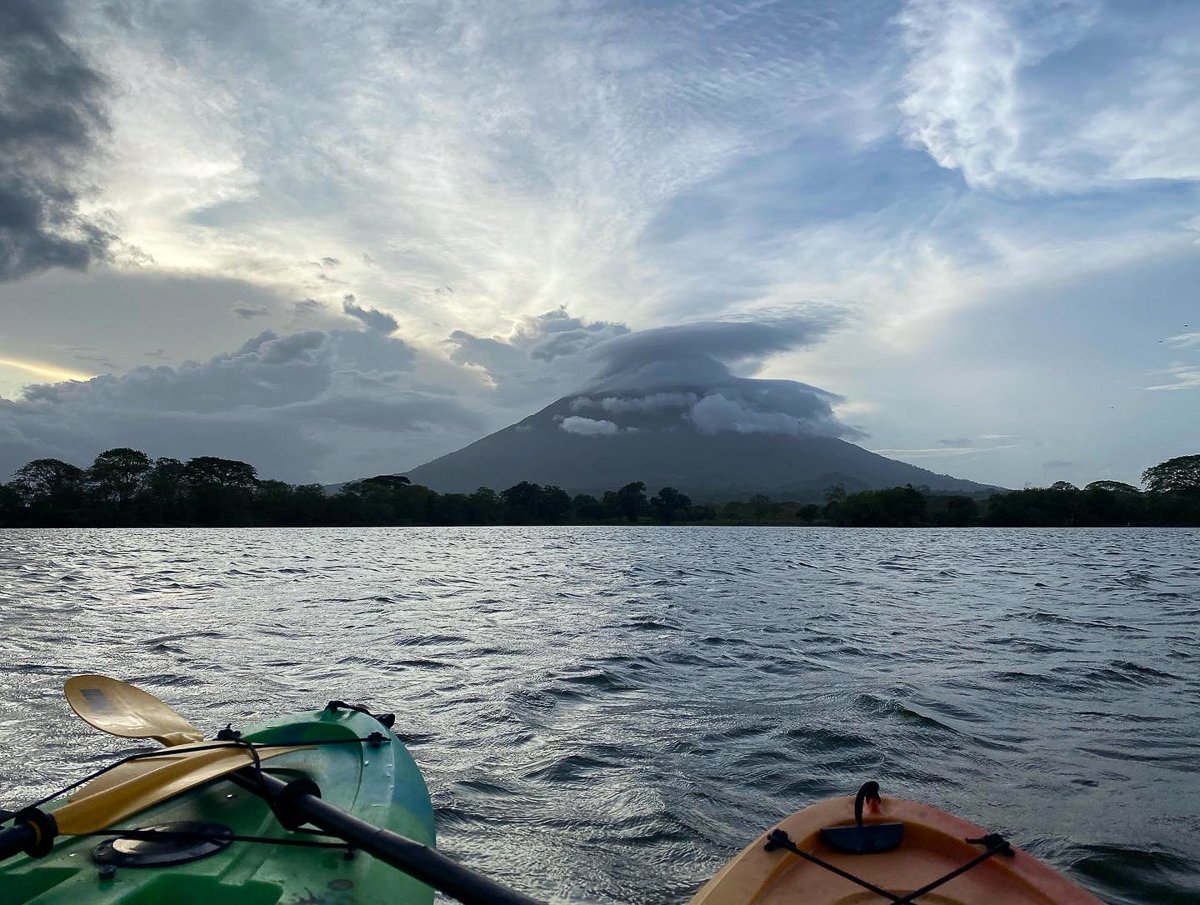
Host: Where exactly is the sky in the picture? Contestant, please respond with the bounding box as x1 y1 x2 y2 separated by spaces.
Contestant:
1 0 1197 488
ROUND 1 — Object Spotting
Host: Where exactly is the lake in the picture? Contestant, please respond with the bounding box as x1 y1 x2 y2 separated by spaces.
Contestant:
1 526 1197 903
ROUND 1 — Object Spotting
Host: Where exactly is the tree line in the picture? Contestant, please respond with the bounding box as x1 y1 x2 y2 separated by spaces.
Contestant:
1 448 1197 528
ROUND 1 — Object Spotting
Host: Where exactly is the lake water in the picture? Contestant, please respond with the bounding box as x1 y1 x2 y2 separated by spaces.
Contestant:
1 526 1197 904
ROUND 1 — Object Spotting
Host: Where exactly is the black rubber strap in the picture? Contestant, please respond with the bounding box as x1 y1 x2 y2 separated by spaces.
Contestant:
766 829 904 903
83 826 348 850
765 827 1015 904
325 701 395 728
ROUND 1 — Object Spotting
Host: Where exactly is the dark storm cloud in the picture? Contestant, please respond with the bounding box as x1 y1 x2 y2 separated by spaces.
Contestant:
0 0 114 280
232 303 270 319
342 294 398 334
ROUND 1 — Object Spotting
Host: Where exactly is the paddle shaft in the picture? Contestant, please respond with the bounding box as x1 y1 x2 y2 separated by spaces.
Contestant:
0 822 38 862
238 771 542 905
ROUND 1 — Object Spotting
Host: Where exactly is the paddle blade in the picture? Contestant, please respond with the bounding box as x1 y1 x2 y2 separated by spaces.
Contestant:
55 745 300 835
65 675 204 747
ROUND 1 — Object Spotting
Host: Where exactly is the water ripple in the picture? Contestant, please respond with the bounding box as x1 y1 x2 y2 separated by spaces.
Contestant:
0 525 1197 904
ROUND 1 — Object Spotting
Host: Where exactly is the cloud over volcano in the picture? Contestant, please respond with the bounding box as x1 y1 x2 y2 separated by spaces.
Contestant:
567 311 857 440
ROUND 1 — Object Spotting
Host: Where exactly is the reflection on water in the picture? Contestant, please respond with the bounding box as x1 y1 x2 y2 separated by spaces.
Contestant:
1 526 1198 903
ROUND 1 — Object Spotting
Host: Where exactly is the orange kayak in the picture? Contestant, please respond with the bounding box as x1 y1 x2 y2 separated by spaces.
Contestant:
690 783 1103 905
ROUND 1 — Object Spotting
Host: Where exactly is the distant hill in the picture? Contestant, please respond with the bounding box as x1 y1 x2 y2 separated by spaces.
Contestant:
403 389 995 501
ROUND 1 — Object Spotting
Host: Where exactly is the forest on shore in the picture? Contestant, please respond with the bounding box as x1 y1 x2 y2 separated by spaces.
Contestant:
1 449 1198 528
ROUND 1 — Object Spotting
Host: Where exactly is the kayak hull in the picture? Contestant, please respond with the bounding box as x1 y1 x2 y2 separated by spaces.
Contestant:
690 794 1103 905
1 707 435 905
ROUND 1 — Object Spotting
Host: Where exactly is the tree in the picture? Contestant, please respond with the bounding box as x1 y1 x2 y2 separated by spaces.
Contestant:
822 483 847 519
12 459 85 506
944 495 979 526
144 457 188 523
1084 480 1140 494
467 487 504 524
609 481 647 522
9 459 86 526
362 474 411 490
1141 455 1200 494
288 484 329 525
184 456 259 489
835 485 927 527
88 447 153 507
501 481 543 522
1049 480 1078 492
184 456 259 525
650 486 691 522
0 483 23 526
572 493 605 520
538 485 573 522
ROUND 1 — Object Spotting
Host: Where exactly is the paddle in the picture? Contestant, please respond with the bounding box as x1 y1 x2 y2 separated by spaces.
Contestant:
0 744 297 855
65 674 204 746
4 675 542 905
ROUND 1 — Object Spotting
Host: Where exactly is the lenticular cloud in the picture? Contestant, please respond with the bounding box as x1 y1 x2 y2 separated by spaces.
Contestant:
566 314 858 439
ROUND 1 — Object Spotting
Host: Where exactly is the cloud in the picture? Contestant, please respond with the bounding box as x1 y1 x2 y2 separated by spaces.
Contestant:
559 416 619 436
341 294 397 334
232 303 270 319
448 309 855 440
1143 365 1200 392
447 308 629 407
872 437 1021 458
560 313 857 439
582 311 845 393
1164 331 1200 349
68 348 115 369
0 326 481 483
573 392 700 414
0 0 114 280
688 394 819 437
898 0 1200 192
0 302 857 482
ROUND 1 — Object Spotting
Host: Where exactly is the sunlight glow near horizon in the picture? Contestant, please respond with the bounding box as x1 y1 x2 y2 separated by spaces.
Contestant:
0 357 95 391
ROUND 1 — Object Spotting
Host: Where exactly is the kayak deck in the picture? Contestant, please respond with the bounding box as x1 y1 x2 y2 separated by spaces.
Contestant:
1 707 435 905
690 793 1103 905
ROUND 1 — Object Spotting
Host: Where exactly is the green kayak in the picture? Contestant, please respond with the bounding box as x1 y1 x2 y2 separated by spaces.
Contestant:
1 704 436 905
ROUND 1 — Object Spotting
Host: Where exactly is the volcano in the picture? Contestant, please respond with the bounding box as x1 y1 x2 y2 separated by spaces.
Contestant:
404 387 993 501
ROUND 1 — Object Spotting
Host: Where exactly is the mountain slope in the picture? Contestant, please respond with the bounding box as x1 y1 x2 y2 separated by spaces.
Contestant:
405 390 994 500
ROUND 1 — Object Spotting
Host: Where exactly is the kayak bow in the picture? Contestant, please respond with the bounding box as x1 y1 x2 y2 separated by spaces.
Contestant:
690 782 1103 905
1 682 538 905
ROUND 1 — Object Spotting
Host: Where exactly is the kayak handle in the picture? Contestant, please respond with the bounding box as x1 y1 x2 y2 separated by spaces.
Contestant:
854 781 881 827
